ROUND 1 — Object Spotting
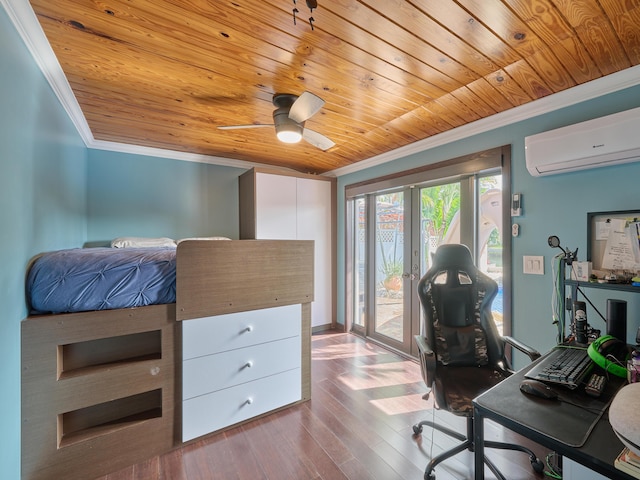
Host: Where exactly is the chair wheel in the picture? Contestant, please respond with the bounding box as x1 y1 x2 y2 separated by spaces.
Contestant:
531 457 545 473
413 424 423 435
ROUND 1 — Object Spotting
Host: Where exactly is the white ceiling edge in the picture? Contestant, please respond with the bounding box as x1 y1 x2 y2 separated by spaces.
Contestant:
3 0 94 142
2 0 274 171
90 140 264 169
5 0 640 178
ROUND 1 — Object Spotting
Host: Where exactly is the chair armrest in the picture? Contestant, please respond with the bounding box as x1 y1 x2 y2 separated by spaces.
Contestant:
503 335 541 362
415 334 434 356
414 335 436 390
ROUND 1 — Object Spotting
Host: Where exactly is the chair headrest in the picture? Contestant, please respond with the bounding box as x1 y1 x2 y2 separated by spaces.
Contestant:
431 244 474 270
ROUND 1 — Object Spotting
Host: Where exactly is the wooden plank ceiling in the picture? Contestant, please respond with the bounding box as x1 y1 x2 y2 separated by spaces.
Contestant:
29 0 640 174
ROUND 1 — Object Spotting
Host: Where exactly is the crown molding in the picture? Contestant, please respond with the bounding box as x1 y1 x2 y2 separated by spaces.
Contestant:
89 140 262 169
4 0 640 177
2 0 93 142
2 0 266 169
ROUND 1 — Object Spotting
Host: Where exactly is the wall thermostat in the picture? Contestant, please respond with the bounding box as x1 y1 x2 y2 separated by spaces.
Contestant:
511 193 522 216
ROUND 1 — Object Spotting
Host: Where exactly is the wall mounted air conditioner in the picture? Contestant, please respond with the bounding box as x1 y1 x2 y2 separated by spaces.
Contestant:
525 106 640 176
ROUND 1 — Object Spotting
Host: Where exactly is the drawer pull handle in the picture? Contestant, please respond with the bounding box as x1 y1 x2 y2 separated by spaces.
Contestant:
242 325 253 333
244 397 253 406
242 361 253 369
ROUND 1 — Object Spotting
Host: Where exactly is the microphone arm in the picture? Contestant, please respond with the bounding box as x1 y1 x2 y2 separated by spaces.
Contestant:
547 235 578 265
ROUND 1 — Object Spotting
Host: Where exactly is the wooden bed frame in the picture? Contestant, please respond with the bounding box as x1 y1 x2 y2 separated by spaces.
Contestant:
22 239 314 480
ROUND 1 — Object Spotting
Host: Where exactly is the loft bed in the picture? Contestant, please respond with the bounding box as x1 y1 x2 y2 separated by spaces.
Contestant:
21 239 314 480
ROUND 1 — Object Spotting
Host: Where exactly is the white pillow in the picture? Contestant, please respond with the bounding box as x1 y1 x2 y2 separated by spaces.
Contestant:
111 237 176 248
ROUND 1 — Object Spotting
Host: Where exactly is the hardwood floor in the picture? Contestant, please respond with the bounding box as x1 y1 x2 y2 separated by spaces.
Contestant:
99 332 549 480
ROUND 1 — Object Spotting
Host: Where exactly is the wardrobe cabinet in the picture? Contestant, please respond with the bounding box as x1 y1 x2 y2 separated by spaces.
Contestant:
239 168 335 330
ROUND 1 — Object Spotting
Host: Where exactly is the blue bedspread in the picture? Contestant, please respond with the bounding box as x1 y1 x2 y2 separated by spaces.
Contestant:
27 247 177 314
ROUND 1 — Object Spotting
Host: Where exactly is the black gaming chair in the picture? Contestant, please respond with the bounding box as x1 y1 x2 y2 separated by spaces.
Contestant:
413 244 544 480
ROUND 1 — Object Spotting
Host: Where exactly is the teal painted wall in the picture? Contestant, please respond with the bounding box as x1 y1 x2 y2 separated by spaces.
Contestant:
0 7 87 478
87 150 245 243
336 84 640 367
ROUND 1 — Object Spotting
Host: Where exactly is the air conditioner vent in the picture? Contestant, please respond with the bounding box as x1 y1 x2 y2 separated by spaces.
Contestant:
525 106 640 176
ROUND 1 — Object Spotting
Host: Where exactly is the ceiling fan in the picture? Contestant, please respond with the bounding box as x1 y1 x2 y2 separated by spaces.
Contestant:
217 92 335 151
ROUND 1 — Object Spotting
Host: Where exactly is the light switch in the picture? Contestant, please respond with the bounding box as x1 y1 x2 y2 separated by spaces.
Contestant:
523 255 544 275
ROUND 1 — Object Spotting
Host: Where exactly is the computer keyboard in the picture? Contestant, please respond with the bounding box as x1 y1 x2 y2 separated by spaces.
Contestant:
525 346 593 389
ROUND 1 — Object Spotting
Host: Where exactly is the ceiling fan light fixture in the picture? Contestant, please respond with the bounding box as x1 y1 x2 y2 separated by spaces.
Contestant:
273 108 303 143
218 92 333 149
277 128 303 143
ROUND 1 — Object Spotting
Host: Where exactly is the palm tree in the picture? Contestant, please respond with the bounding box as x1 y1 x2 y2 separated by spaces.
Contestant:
420 183 460 242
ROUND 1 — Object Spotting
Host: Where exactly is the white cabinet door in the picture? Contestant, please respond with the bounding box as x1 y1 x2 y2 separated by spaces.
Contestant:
255 173 297 239
297 177 332 328
247 170 333 329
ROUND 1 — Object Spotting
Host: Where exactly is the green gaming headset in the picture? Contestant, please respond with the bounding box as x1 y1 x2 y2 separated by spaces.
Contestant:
587 335 628 378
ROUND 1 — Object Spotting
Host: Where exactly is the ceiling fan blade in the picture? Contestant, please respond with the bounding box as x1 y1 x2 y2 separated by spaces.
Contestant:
288 92 325 123
217 124 273 130
303 129 335 151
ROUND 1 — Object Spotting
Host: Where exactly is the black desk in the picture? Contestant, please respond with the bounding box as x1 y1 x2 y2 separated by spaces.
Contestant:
472 355 634 480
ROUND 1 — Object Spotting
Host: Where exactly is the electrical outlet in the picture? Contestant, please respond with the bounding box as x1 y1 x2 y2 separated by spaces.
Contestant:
523 255 544 275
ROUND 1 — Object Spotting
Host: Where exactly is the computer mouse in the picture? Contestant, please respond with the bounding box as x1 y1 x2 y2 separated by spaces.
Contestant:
519 379 558 400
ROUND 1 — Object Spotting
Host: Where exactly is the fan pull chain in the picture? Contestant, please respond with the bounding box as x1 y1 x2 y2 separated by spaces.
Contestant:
291 0 318 30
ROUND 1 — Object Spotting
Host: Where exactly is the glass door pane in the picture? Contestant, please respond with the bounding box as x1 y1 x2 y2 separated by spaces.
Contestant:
354 198 366 330
478 175 504 335
374 192 404 343
418 177 505 335
419 182 461 275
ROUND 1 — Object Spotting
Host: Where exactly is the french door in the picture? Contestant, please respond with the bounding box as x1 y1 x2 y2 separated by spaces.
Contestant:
347 147 511 357
371 190 411 348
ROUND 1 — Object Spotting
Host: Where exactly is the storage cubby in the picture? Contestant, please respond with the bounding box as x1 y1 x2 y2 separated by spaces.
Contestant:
58 330 162 378
59 389 162 447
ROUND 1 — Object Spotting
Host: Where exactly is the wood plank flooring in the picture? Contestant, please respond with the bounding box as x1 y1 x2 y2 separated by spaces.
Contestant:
98 332 549 480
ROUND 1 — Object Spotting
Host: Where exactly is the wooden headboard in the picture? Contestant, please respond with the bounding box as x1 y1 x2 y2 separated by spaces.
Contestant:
176 239 314 321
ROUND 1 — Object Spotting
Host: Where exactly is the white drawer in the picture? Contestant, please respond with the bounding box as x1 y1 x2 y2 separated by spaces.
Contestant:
182 304 301 359
182 368 301 441
182 335 300 400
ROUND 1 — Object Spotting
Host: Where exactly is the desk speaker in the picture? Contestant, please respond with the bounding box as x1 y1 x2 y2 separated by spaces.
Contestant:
607 299 627 342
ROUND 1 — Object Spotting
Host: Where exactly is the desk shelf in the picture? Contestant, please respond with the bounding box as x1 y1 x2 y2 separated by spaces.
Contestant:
565 279 640 294
561 266 640 341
